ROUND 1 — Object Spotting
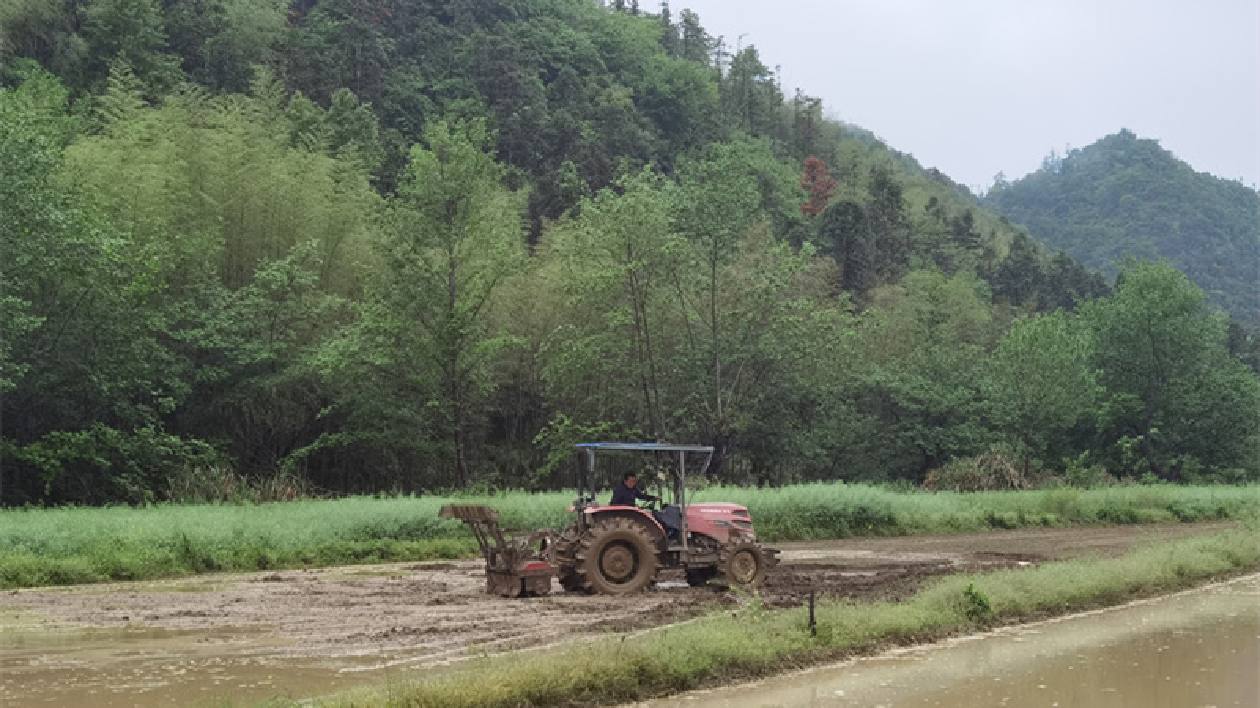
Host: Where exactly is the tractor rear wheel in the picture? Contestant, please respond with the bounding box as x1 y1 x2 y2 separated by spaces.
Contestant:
720 539 768 589
575 518 658 595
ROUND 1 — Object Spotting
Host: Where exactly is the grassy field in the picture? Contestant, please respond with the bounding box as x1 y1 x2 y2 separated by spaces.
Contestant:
1 483 1256 589
307 526 1260 708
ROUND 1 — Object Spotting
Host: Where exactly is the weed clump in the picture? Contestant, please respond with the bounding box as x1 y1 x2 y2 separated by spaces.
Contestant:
924 450 1040 492
962 582 993 621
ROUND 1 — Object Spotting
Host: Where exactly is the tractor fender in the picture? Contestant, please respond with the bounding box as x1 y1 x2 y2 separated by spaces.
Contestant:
584 507 668 549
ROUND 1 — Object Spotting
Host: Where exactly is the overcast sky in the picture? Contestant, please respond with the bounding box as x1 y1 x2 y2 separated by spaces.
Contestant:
674 0 1260 191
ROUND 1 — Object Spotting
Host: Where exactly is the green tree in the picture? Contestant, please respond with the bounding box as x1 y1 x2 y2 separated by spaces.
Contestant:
173 243 347 475
988 232 1046 308
361 120 525 486
0 63 77 398
854 270 997 480
818 200 877 297
721 46 779 137
677 9 711 64
65 71 378 294
288 0 394 104
1081 261 1260 479
81 0 182 94
1 66 213 504
1227 321 1260 375
866 165 909 282
673 142 761 466
325 87 385 175
540 168 682 440
0 0 63 65
987 311 1099 471
161 0 287 91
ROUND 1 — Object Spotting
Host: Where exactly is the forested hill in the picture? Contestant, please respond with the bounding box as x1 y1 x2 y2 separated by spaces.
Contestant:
3 0 1257 506
986 130 1260 322
3 0 1065 269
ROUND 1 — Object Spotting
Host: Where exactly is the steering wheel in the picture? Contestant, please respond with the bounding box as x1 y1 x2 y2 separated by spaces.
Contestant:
639 498 660 511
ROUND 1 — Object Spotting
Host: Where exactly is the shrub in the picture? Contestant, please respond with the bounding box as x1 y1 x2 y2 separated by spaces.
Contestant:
1063 452 1117 488
166 465 313 504
962 582 993 620
924 449 1041 491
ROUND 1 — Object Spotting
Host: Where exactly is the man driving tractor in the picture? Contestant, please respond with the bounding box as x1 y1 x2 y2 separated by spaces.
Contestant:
610 471 684 542
609 471 659 507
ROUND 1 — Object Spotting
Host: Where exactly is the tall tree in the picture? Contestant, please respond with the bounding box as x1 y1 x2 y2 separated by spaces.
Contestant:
818 200 877 298
540 168 682 439
721 46 778 136
65 68 377 294
866 165 908 282
855 270 997 480
81 0 182 94
798 156 836 218
988 232 1046 308
677 9 709 65
658 0 678 55
368 120 525 486
673 144 761 468
1081 261 1260 479
1 66 216 504
986 311 1099 471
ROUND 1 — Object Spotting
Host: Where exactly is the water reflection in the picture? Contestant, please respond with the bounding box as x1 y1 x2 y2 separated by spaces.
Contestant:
639 575 1260 708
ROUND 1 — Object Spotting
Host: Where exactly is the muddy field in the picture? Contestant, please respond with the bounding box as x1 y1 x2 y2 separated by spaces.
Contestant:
0 522 1233 707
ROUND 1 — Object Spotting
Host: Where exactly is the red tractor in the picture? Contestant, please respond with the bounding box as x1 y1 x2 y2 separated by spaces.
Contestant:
553 442 778 595
440 442 777 597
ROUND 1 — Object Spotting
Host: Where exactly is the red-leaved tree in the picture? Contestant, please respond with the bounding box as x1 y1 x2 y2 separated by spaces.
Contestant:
798 156 836 217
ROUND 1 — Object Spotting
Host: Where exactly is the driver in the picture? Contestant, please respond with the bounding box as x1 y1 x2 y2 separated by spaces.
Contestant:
609 471 660 507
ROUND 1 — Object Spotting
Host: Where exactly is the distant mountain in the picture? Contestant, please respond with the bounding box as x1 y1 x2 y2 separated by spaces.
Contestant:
985 130 1260 322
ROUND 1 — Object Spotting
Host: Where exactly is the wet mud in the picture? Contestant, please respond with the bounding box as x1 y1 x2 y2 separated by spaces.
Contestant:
0 521 1234 706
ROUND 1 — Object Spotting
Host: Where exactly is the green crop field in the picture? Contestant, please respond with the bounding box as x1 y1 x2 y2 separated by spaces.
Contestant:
2 484 1256 589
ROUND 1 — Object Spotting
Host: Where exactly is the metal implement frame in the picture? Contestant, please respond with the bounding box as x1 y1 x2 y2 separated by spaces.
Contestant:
438 504 556 597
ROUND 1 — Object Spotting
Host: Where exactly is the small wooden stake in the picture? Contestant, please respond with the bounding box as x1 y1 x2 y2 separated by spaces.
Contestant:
809 588 817 638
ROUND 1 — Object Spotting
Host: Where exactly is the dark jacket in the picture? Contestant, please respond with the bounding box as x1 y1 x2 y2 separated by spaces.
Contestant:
610 483 656 507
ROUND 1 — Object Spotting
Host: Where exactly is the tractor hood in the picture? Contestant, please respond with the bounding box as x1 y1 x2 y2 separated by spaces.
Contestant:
688 502 749 515
685 503 755 541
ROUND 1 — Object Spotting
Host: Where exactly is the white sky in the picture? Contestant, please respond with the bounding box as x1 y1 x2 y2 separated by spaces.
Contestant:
674 0 1260 191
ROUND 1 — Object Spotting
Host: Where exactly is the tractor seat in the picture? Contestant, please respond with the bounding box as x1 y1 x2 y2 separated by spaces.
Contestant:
654 505 682 542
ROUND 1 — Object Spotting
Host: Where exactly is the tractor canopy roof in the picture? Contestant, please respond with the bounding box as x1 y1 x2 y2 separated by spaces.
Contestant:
574 442 714 452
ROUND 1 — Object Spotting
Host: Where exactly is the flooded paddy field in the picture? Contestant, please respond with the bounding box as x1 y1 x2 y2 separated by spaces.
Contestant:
0 522 1236 707
638 573 1259 708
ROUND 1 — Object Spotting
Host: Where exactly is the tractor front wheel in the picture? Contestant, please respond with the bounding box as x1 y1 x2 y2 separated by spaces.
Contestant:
576 518 658 595
720 539 768 589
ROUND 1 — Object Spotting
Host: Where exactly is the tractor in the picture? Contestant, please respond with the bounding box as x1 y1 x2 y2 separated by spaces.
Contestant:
552 442 778 595
440 442 778 597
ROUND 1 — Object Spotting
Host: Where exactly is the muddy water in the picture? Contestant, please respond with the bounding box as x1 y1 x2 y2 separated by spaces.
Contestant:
0 623 376 707
640 574 1260 708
